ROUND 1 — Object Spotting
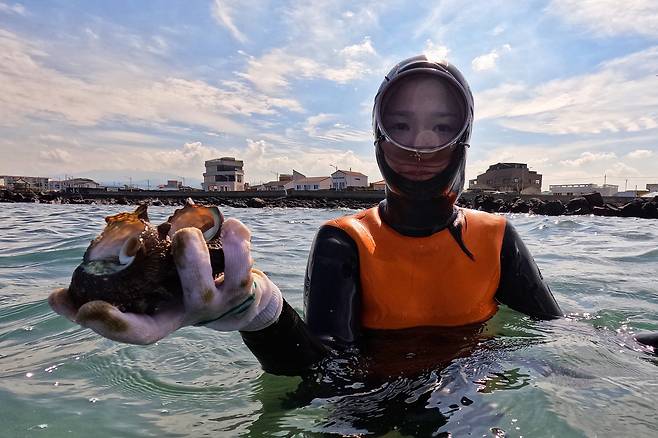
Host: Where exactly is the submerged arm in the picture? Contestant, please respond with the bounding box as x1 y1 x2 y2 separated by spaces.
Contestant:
241 224 362 374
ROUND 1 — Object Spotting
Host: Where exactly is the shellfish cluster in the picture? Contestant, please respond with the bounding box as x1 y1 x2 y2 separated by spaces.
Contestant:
67 199 225 314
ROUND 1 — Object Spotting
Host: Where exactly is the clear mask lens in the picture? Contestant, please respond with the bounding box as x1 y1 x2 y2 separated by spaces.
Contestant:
379 72 467 153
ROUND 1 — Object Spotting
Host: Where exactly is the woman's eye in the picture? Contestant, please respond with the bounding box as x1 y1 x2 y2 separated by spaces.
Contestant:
433 124 455 133
389 122 409 131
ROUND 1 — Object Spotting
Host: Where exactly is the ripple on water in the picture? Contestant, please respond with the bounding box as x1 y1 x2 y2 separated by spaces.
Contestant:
0 204 657 437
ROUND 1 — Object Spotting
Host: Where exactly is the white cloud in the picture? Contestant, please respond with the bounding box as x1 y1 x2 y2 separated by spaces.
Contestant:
303 113 371 142
0 2 25 15
0 30 301 133
491 24 505 36
423 40 450 63
549 0 658 38
475 46 658 134
39 148 72 163
560 152 617 167
211 0 247 43
626 149 654 159
471 44 511 72
239 36 380 93
606 162 640 177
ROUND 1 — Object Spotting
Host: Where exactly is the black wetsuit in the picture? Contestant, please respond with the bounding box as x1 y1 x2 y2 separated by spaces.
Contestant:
241 198 563 376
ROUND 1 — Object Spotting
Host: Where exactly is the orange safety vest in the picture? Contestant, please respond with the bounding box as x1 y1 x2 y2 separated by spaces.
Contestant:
328 207 506 329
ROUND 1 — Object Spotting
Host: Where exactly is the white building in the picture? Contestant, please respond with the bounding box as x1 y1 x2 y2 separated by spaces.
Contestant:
48 178 100 191
0 175 49 191
549 183 618 197
203 157 245 191
157 180 182 191
254 174 293 191
331 170 368 190
371 180 386 190
286 176 332 191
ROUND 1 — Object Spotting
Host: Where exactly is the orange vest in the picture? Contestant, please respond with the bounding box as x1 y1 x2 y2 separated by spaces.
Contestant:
328 207 506 329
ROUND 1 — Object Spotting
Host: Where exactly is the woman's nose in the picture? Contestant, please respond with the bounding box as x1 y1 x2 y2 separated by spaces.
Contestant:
413 130 440 148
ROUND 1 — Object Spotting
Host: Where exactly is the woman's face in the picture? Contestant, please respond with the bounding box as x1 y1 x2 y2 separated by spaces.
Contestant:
380 74 466 181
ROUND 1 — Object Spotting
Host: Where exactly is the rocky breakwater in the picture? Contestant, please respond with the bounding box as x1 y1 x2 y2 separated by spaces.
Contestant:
2 189 657 219
457 192 658 219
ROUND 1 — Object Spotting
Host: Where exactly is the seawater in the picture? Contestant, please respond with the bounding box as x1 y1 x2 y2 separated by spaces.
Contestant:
0 203 656 437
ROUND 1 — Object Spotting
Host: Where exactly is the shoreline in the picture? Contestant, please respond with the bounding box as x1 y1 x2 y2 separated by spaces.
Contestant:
1 189 657 219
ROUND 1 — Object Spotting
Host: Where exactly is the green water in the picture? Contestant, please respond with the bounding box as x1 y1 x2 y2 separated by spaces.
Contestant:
0 204 656 437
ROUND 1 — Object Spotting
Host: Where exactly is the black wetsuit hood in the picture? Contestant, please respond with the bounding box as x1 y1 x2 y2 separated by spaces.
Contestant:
372 55 474 236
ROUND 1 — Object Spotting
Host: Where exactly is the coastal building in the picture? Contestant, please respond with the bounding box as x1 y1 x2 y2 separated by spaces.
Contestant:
331 170 368 190
255 173 293 191
48 178 100 191
370 180 386 191
549 183 618 197
157 180 182 191
203 157 244 191
0 175 49 191
468 163 542 194
287 176 332 191
616 189 649 198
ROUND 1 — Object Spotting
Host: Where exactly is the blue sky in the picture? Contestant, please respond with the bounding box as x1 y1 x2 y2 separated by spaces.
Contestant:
1 0 657 190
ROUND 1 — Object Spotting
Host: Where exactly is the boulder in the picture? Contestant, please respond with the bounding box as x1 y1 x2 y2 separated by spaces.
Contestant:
640 200 658 219
246 197 267 208
620 199 645 218
592 205 620 217
582 192 604 207
542 200 565 216
510 199 530 213
566 197 592 214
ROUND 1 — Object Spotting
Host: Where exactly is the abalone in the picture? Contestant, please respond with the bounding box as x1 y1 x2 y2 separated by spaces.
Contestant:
67 200 224 314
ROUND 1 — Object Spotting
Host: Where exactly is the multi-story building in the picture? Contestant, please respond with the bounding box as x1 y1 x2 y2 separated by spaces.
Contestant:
203 157 244 191
549 183 618 197
331 170 368 190
48 178 100 191
0 175 49 191
468 163 542 194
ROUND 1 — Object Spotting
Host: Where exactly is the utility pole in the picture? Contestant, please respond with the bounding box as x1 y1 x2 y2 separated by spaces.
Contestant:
147 179 150 190
330 164 338 172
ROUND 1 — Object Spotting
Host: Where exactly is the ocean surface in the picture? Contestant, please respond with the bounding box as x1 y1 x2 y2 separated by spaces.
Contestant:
0 203 656 437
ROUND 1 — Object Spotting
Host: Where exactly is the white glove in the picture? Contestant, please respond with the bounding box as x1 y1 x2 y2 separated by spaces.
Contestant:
48 218 283 344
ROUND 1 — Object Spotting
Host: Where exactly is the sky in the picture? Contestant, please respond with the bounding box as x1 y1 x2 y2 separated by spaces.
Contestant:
1 0 657 191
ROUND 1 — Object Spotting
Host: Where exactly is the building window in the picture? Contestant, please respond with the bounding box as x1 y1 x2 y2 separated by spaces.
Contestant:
237 175 242 183
355 177 360 181
216 165 239 171
314 185 319 189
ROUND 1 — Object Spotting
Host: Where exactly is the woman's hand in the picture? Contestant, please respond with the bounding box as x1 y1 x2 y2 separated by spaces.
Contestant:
48 218 283 345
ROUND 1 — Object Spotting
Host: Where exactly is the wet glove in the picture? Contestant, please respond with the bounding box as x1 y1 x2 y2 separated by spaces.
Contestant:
48 218 283 344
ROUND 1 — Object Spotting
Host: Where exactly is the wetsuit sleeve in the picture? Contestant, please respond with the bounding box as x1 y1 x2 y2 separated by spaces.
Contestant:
240 299 329 376
495 220 563 319
304 224 361 345
239 224 361 375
